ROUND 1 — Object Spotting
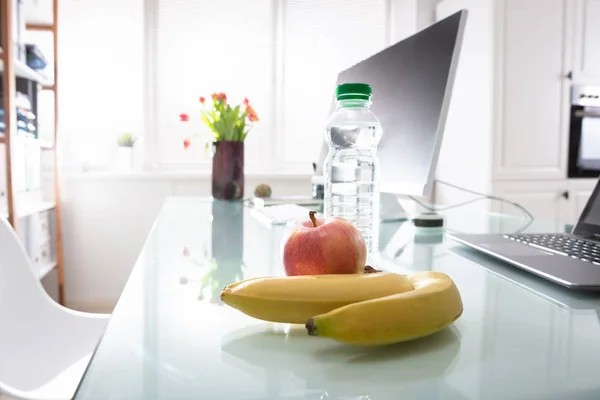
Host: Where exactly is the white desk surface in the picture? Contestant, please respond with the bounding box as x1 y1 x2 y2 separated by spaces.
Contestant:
74 197 600 400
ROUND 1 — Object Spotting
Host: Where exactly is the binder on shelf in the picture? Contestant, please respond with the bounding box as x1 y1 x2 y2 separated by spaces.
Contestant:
25 44 48 71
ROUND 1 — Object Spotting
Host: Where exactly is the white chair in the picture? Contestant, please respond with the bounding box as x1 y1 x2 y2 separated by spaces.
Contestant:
0 216 109 400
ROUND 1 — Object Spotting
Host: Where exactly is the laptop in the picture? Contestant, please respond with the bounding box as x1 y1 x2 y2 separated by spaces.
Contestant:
449 178 600 290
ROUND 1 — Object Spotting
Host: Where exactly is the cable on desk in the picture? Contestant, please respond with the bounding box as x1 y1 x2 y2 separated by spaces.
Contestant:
407 194 488 212
407 179 534 233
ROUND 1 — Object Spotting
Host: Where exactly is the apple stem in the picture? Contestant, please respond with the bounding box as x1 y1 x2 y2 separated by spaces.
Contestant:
309 211 318 228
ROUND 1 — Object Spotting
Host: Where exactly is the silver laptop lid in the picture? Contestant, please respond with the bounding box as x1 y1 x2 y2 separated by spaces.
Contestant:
574 177 600 237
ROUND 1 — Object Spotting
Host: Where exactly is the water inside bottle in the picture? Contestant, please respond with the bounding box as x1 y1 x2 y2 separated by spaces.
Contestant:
324 122 382 264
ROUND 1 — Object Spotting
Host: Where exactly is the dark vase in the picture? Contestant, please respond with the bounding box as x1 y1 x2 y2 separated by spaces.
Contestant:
212 140 244 200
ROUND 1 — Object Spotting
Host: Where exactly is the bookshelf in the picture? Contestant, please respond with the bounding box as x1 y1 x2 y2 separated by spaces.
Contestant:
0 0 64 303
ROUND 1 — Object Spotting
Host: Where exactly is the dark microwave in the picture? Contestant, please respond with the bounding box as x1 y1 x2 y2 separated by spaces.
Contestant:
569 85 600 178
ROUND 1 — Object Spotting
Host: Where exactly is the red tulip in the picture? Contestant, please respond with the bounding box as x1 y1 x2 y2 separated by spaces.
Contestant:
183 138 191 149
243 97 250 105
248 112 259 122
179 113 189 122
199 96 205 104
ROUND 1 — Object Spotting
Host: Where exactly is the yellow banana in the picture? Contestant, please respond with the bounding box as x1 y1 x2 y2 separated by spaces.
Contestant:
220 272 413 324
305 271 463 345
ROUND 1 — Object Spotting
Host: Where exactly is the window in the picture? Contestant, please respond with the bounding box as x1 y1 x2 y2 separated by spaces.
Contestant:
59 0 144 170
149 0 390 174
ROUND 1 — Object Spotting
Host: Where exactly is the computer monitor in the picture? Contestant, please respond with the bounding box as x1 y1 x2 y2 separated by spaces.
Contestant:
316 10 467 203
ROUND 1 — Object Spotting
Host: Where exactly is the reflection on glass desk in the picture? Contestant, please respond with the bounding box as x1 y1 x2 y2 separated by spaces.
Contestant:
73 197 600 400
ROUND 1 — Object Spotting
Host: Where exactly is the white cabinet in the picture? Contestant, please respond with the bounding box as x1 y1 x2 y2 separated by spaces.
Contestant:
572 0 600 81
495 0 570 180
566 178 597 222
492 181 569 222
571 189 593 218
435 0 571 188
490 179 596 225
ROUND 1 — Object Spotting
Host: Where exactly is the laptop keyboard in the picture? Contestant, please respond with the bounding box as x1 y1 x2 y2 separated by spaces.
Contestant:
504 234 600 264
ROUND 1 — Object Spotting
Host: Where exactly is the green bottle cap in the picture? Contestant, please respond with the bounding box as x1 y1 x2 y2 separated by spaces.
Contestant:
336 83 372 101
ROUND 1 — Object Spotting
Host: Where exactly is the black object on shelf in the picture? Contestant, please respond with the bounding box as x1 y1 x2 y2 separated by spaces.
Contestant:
25 44 48 71
16 78 38 138
0 76 38 137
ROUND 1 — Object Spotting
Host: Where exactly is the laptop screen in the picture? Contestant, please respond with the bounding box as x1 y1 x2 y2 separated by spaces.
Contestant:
574 177 600 235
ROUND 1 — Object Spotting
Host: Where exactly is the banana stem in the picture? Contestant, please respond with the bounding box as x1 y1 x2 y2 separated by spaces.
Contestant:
306 318 318 336
309 211 318 228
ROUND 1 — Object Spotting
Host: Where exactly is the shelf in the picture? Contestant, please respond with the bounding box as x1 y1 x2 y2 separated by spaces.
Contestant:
0 50 54 85
16 199 55 218
13 135 54 149
35 138 54 149
39 140 54 149
0 199 55 220
13 58 53 86
26 23 54 31
38 260 57 279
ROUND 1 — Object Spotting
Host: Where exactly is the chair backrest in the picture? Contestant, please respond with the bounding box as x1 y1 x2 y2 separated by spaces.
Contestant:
0 216 63 390
0 216 53 308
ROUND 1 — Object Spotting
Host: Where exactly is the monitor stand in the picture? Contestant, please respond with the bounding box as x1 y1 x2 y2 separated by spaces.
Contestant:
380 192 409 222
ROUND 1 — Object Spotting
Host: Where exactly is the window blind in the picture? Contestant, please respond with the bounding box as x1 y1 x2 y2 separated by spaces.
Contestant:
155 0 274 168
153 0 388 171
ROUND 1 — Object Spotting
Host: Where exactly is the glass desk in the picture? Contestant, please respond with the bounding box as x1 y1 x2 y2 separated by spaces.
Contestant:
74 197 600 399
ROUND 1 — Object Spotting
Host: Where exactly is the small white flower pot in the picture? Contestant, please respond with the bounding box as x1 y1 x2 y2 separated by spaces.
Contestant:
114 146 134 172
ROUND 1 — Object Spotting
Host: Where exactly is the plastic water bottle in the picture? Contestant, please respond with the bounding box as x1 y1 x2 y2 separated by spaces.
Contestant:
323 83 382 264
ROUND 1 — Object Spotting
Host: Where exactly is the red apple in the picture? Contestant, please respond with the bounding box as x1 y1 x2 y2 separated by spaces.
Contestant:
283 211 367 276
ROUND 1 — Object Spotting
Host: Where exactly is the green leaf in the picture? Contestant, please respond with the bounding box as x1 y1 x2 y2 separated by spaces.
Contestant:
198 98 255 142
